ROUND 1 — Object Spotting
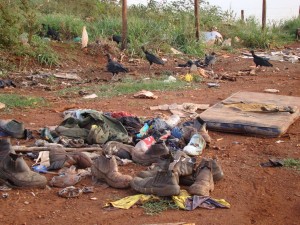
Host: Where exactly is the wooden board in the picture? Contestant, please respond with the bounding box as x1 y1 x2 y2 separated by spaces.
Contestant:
199 91 300 137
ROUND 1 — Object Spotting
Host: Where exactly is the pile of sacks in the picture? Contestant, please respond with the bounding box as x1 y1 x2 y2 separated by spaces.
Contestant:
0 109 224 198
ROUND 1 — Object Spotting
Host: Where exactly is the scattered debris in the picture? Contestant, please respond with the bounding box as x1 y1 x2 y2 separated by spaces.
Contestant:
264 89 279 93
260 158 284 167
83 93 98 99
170 47 183 55
163 76 177 83
53 72 81 81
2 193 9 198
0 102 5 110
0 79 16 88
276 140 284 143
133 90 158 99
58 186 83 198
150 103 209 116
181 73 193 82
207 82 220 88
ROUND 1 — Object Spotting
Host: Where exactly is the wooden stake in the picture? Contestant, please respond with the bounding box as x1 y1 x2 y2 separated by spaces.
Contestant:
241 10 244 22
194 0 200 41
121 0 128 50
262 0 266 30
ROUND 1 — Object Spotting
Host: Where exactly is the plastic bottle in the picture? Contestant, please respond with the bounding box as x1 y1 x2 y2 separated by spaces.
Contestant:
135 136 156 153
165 114 181 128
136 123 149 138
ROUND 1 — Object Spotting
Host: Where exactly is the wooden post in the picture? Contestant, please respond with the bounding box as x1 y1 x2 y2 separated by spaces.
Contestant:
241 10 244 22
121 0 127 50
262 0 266 30
194 0 200 41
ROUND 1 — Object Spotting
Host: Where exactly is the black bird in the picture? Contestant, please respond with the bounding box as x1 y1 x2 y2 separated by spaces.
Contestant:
178 60 194 68
105 54 128 77
204 52 217 69
178 59 205 68
250 50 273 67
141 46 165 69
41 24 61 41
112 34 130 44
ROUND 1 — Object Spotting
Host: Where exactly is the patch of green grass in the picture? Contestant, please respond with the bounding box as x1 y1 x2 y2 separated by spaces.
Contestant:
57 76 194 98
142 198 178 215
283 158 300 171
0 94 46 109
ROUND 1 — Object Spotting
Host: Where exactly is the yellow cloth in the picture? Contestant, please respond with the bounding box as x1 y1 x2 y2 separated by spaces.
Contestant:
172 190 191 209
104 190 230 210
172 190 231 209
104 194 159 210
213 198 231 208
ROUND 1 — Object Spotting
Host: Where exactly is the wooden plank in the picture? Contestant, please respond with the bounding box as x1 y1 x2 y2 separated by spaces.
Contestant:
13 146 102 153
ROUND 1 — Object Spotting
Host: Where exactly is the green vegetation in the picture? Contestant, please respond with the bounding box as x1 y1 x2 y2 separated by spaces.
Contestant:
0 0 299 68
0 94 46 109
283 158 300 171
142 198 179 215
57 76 194 98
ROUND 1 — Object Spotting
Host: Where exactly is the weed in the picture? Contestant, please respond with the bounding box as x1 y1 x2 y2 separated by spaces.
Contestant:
192 74 203 83
0 94 46 109
142 198 178 215
45 76 57 85
283 158 300 171
57 77 192 98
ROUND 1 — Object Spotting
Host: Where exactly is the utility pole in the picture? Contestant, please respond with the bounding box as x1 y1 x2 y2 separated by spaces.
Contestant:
241 10 244 22
194 0 200 41
262 0 266 30
121 0 127 50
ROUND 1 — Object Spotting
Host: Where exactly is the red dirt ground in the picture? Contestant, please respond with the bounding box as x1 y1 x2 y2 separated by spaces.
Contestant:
0 41 299 225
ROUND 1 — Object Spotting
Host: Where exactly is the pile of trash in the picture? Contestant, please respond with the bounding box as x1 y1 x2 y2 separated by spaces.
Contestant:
0 109 226 210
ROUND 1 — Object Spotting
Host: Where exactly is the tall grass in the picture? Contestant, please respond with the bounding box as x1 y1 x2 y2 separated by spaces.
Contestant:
1 0 299 68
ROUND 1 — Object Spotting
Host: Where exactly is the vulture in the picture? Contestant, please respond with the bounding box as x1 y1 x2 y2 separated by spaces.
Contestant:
105 54 128 77
204 52 217 69
178 60 194 68
141 46 165 69
250 50 273 67
112 34 130 44
41 24 61 41
178 59 205 68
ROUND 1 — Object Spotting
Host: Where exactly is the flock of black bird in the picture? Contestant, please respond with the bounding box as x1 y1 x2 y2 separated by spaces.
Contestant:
37 26 274 77
105 47 273 77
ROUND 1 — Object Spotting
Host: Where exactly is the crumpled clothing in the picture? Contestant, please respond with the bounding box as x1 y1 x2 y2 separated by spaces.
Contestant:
172 190 230 210
104 194 159 209
111 111 136 118
63 109 100 120
56 111 130 144
104 191 230 210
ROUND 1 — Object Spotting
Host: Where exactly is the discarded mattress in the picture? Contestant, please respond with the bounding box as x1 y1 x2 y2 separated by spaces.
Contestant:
199 91 300 137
